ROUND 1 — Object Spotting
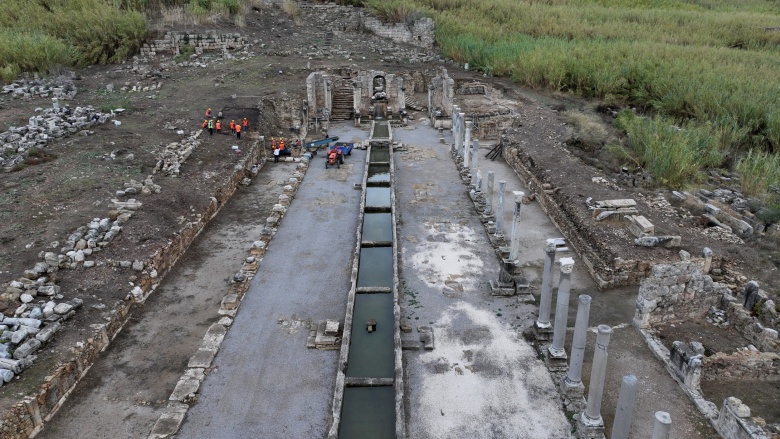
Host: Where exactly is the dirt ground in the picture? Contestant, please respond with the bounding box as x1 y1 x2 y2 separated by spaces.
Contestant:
1 0 779 433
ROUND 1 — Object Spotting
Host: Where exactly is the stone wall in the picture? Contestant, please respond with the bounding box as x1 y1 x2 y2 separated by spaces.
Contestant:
139 31 248 57
633 258 729 328
703 349 780 381
716 397 769 439
0 142 263 438
721 285 780 353
360 16 434 49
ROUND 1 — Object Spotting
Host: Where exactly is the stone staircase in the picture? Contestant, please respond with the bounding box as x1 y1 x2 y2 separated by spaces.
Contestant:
405 95 427 111
330 85 354 121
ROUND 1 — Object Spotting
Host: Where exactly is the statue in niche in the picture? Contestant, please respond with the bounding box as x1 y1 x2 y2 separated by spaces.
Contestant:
372 75 387 101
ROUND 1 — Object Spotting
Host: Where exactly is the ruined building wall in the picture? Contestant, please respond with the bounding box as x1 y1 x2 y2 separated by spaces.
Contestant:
428 68 454 121
359 16 434 49
703 350 780 381
633 260 728 328
140 31 247 56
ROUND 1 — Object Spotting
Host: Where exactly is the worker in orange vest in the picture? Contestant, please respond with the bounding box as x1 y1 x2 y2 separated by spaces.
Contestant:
229 120 236 134
215 120 222 133
235 123 242 139
205 108 212 118
242 118 248 129
279 138 285 153
201 120 208 129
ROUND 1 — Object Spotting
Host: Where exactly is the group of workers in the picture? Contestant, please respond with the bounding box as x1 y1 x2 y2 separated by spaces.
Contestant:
202 108 247 139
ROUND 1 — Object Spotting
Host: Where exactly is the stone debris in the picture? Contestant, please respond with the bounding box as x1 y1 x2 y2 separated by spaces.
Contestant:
1 77 76 100
590 199 639 223
1 98 113 169
154 131 202 176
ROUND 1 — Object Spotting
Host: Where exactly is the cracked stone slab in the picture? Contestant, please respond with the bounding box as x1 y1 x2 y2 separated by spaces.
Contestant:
187 347 217 368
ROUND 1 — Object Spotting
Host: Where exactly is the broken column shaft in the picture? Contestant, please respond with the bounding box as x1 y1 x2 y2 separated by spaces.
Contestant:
611 375 638 439
485 171 495 215
563 294 591 397
534 239 556 340
464 121 472 168
508 191 525 262
495 180 507 236
578 324 613 437
470 139 479 180
651 411 672 439
548 257 575 365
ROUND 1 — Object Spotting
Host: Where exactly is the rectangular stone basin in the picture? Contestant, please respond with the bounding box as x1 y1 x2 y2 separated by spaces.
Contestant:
371 122 390 139
362 213 393 243
357 247 393 289
365 187 391 210
367 164 390 185
369 147 390 163
346 293 395 378
338 386 395 439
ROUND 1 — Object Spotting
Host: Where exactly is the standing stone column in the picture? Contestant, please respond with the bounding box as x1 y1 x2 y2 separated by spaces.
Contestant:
453 108 462 157
611 375 638 439
52 98 59 111
547 258 574 369
651 412 672 439
495 181 507 237
534 239 560 340
485 171 495 216
577 325 613 438
562 294 591 397
471 139 479 179
458 112 466 157
508 191 525 262
475 170 483 193
464 121 472 168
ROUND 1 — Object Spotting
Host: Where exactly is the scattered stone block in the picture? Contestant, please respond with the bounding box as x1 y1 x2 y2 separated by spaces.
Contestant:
624 215 654 237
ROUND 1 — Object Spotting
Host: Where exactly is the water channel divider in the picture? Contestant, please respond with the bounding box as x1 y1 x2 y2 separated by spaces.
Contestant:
327 140 405 439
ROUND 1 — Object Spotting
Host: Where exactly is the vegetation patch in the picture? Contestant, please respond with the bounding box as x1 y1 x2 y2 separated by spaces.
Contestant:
369 0 780 197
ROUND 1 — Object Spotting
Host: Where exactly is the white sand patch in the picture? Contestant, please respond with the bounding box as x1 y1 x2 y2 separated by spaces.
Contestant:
409 222 485 293
411 302 570 438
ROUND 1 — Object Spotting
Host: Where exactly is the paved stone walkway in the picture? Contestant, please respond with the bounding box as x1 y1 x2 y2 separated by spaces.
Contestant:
178 135 367 438
393 123 571 438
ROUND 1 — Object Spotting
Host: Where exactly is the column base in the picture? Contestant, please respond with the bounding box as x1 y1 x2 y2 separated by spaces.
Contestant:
480 213 495 224
545 345 568 371
490 234 506 247
489 279 516 296
576 413 606 439
533 321 554 341
562 376 585 398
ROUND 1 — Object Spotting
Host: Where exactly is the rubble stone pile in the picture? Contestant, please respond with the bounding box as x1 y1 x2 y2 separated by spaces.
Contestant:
154 131 202 176
1 78 76 100
0 99 113 169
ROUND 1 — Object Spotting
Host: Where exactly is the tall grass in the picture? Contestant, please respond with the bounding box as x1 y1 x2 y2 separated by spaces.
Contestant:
613 110 723 188
736 150 780 199
369 0 780 189
0 0 146 79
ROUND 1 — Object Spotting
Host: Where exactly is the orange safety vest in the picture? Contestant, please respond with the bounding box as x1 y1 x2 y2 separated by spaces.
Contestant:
229 121 235 130
215 121 221 130
280 140 285 150
235 124 241 133
242 119 248 127
202 120 208 128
